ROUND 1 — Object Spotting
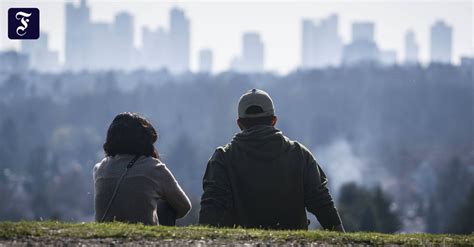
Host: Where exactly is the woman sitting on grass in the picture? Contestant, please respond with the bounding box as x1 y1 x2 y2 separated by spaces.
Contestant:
94 112 191 225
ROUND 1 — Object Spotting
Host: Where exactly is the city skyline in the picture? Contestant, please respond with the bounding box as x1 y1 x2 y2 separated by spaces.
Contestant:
0 0 472 73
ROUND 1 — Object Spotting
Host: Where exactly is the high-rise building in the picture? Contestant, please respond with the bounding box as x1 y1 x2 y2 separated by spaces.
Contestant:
113 12 134 69
404 30 419 64
198 49 213 73
242 32 264 72
21 32 60 72
89 21 114 70
301 20 315 68
430 20 452 64
342 21 379 65
301 14 342 68
169 7 190 74
141 27 169 70
231 32 264 73
65 0 91 71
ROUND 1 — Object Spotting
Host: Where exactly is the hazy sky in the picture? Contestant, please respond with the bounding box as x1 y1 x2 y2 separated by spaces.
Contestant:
1 0 472 73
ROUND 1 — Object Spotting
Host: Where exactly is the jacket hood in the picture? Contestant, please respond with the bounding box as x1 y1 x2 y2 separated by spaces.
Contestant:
231 125 290 161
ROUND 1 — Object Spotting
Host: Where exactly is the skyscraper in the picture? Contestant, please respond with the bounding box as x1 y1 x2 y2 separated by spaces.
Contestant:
301 19 315 68
198 49 213 73
65 0 91 71
342 22 379 65
89 21 113 70
169 7 190 74
301 14 342 68
243 32 264 72
113 12 134 70
21 32 59 72
141 27 169 70
231 32 264 73
404 30 419 64
430 20 453 64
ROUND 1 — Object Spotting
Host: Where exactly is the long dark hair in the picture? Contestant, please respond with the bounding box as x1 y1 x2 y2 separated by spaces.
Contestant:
103 112 159 159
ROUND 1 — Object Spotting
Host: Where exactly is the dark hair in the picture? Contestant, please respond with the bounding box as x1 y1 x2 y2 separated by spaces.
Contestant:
238 105 273 129
103 112 159 159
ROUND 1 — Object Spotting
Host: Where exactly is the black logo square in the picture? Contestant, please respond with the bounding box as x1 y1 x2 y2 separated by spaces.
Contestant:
8 8 40 40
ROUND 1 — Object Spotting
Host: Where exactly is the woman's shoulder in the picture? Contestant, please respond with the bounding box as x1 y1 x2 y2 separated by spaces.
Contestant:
139 157 176 186
139 156 168 173
93 156 109 169
93 155 168 177
93 157 110 178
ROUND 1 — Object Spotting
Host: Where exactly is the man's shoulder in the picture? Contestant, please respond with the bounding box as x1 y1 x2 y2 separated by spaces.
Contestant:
211 143 232 160
278 133 299 148
214 134 312 154
281 135 314 157
216 143 232 153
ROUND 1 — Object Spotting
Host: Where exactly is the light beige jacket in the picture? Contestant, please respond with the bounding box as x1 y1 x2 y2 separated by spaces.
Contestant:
93 154 191 225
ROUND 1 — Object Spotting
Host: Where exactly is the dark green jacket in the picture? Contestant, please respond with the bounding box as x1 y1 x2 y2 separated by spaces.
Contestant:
199 125 342 230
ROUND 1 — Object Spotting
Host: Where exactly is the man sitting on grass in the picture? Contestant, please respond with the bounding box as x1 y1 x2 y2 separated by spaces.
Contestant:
199 89 344 231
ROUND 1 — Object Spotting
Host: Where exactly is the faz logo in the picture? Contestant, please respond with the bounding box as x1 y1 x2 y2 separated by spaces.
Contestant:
8 8 40 39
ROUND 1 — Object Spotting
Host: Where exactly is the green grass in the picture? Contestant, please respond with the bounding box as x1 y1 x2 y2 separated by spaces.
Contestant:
0 221 472 246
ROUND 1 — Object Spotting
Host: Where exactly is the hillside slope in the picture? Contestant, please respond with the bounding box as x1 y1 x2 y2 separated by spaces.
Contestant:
0 221 472 246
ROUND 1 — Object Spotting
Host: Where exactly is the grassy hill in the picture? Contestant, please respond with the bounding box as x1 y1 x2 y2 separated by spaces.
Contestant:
0 221 472 246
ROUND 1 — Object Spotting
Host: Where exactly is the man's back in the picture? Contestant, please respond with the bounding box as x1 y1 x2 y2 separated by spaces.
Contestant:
199 125 342 230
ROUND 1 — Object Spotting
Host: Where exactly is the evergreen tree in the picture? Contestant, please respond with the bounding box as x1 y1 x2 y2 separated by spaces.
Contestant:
430 157 472 232
360 206 377 231
425 197 440 233
0 118 19 173
338 183 401 233
24 146 56 220
373 186 401 233
447 186 474 234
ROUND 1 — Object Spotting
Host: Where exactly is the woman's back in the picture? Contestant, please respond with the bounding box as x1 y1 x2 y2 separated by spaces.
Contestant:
94 154 191 225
